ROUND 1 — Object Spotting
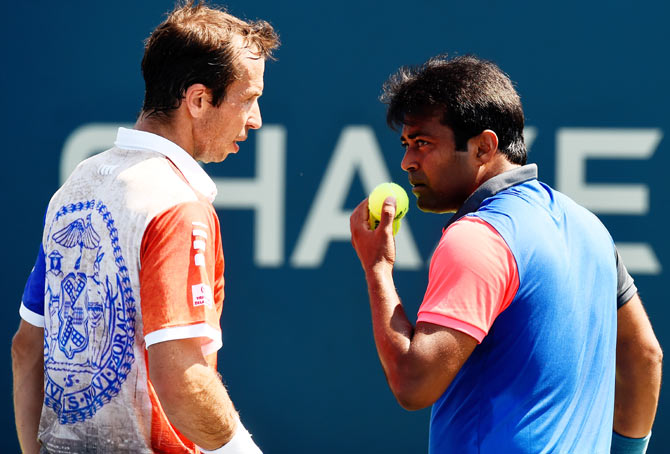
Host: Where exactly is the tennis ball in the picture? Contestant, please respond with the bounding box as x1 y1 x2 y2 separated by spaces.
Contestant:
368 182 409 235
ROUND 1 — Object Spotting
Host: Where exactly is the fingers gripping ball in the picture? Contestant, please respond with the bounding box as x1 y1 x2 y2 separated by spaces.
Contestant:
368 182 409 235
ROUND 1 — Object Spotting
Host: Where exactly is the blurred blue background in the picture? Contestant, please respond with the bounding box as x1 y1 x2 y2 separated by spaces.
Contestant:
2 0 668 452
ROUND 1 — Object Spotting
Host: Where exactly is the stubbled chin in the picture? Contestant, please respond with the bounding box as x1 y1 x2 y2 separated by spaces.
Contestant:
217 143 239 162
416 196 446 213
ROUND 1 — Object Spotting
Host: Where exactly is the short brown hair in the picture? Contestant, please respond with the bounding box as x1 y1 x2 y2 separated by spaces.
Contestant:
141 1 279 119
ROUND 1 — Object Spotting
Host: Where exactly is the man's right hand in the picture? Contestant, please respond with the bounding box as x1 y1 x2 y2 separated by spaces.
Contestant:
350 197 397 275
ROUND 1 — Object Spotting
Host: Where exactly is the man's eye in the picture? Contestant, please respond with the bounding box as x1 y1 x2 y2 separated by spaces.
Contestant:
416 139 428 147
400 142 409 149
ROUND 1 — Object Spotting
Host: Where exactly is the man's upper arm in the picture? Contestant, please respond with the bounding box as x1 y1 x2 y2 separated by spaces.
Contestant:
396 322 478 410
617 294 660 354
147 337 208 391
396 216 518 409
146 336 237 448
13 320 45 356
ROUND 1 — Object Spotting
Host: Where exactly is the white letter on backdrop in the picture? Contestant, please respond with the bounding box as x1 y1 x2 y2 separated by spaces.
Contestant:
556 128 662 274
213 125 286 267
291 126 422 269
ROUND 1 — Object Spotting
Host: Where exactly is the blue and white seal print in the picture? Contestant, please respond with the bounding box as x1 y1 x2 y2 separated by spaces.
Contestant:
43 200 136 424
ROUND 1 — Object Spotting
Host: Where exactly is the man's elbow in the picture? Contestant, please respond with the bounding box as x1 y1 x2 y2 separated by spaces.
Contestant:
11 334 24 365
151 366 194 415
642 341 663 373
388 374 439 411
151 362 222 413
635 337 662 370
11 323 43 367
619 337 663 377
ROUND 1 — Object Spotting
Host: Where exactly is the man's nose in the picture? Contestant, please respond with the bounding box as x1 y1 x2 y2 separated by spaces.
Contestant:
247 100 262 130
401 148 417 172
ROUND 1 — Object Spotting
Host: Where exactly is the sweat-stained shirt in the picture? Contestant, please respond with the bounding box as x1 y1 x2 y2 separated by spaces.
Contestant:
20 128 224 453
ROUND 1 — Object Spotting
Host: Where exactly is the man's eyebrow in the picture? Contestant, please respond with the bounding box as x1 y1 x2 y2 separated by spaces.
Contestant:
245 87 263 96
402 130 429 140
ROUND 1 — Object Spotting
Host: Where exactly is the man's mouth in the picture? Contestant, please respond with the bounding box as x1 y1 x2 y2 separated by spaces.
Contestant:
410 181 428 196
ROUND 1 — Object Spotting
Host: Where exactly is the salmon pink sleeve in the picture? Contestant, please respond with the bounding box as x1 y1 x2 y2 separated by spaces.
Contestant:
139 200 225 355
417 216 519 343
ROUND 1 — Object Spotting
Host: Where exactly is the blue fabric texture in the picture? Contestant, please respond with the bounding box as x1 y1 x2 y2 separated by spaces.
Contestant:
22 243 46 316
429 178 618 453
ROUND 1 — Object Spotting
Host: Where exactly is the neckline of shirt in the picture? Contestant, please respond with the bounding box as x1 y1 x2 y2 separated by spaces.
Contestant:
114 127 217 203
444 164 538 230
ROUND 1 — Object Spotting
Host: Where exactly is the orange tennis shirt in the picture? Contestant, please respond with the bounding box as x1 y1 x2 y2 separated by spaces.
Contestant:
21 128 224 453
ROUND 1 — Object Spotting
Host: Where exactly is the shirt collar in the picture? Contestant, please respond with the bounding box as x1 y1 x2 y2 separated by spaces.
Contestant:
444 163 538 229
114 127 217 203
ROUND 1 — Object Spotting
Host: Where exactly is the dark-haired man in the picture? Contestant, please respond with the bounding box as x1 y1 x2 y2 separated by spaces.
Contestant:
350 55 662 453
12 3 279 453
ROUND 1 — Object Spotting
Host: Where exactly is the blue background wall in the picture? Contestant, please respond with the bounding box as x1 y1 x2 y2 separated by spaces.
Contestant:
2 0 668 452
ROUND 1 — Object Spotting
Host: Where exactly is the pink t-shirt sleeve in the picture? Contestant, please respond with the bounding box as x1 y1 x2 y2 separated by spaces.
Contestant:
417 216 519 343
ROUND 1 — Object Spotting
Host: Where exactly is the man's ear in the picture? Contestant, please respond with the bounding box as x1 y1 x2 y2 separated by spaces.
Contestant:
183 83 210 119
474 129 499 163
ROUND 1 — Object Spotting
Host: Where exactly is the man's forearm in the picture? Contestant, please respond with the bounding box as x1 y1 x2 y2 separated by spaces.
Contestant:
14 374 44 454
614 295 663 437
614 346 662 436
12 323 45 454
12 359 44 453
365 266 415 390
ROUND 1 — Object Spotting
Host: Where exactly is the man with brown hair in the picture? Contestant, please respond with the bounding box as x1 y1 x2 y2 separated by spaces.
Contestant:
12 2 279 453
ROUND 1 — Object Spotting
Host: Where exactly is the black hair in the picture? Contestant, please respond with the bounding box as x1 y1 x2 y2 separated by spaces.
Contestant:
381 54 526 165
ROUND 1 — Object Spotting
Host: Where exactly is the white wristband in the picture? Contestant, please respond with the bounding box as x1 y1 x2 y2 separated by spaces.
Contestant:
197 420 262 454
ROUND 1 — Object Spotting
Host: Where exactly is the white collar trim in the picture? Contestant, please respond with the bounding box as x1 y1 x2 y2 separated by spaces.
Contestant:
114 127 217 202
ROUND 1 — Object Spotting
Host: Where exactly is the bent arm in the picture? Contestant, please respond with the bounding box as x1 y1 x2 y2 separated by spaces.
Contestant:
350 198 476 410
148 337 239 450
614 294 662 437
12 320 44 454
365 266 477 410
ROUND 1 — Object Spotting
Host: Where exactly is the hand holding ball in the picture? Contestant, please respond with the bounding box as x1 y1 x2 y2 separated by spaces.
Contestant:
368 182 409 235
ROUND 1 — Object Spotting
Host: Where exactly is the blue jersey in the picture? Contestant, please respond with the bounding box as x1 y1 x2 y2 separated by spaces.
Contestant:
429 168 618 453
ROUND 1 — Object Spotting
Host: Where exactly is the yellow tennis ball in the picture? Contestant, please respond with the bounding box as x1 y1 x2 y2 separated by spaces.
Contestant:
368 182 409 234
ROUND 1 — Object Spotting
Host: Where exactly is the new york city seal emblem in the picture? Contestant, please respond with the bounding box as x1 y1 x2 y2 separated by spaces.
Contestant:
43 200 136 424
